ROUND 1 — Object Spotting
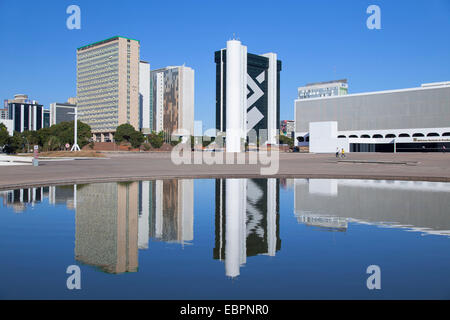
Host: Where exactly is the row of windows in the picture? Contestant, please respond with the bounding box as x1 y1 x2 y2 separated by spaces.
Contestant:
77 75 119 88
77 80 118 93
77 88 118 99
78 99 118 108
77 93 118 104
77 43 119 63
298 132 450 142
77 62 118 79
77 52 118 70
337 132 450 139
77 68 118 83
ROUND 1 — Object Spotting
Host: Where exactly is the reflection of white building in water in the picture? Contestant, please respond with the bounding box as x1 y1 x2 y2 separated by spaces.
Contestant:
294 179 450 236
0 187 48 213
214 178 281 278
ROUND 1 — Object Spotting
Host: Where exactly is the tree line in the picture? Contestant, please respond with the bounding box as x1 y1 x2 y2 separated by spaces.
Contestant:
0 121 92 153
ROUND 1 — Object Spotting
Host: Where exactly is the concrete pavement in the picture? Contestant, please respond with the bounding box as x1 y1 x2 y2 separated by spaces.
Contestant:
1 152 450 190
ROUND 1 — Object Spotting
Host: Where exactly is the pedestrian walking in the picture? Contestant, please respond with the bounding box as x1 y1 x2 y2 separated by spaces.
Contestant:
335 147 339 158
443 145 446 153
340 148 346 159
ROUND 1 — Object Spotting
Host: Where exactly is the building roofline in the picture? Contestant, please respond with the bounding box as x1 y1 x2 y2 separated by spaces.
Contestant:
295 83 450 103
304 79 348 87
77 36 140 50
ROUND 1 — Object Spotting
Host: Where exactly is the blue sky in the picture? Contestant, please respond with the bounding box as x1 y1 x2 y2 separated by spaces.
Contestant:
0 0 449 130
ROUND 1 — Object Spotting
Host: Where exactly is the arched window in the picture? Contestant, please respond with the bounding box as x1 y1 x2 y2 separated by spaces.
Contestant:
337 135 346 138
413 133 425 137
427 132 439 137
349 135 358 138
361 134 370 138
399 133 410 137
372 134 383 138
443 132 450 137
385 134 396 138
297 136 304 142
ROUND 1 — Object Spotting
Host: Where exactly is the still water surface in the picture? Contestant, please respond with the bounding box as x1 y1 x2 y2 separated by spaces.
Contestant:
1 178 449 299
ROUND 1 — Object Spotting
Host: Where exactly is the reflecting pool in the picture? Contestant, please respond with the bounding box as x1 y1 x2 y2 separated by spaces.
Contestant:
0 178 449 299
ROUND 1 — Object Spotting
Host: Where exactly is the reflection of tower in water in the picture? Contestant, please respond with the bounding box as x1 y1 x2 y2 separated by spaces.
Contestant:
149 179 194 244
214 178 281 278
75 182 139 274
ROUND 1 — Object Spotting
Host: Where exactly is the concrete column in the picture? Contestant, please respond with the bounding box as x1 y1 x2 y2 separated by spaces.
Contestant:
226 40 247 152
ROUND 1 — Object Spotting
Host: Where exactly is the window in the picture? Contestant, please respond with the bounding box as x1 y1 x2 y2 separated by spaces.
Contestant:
412 133 425 137
399 133 410 137
337 135 346 138
372 134 383 138
361 134 370 138
385 134 396 138
349 135 358 138
427 133 439 137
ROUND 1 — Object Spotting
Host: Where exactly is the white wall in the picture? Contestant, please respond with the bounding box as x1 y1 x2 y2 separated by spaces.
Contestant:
181 67 195 137
139 62 151 133
0 119 14 135
309 121 342 153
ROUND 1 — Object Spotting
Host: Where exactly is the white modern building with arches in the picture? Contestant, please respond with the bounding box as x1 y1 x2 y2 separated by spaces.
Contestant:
294 81 450 153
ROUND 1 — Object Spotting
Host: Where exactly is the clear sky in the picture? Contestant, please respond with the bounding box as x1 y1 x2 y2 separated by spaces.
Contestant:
0 0 449 130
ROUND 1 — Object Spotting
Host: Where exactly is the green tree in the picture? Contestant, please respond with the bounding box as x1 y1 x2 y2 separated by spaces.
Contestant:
44 120 91 149
46 135 62 151
9 131 25 153
114 123 137 145
278 135 294 148
21 130 40 152
0 123 10 147
129 130 144 148
148 131 164 149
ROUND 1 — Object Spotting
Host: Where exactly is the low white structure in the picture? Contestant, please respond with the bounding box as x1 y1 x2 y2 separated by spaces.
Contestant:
295 82 450 153
305 121 450 153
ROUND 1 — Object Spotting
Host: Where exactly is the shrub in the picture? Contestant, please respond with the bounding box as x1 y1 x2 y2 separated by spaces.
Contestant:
148 131 164 149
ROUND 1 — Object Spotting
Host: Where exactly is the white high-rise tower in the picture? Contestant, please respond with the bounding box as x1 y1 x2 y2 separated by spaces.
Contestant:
226 40 247 152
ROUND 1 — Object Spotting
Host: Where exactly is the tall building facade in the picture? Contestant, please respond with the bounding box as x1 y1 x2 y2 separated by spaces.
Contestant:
298 79 348 99
76 36 140 142
139 61 151 133
6 94 43 132
49 101 76 126
150 66 194 138
215 40 282 151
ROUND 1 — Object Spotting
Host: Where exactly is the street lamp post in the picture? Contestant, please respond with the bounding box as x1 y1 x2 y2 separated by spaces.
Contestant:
68 109 83 151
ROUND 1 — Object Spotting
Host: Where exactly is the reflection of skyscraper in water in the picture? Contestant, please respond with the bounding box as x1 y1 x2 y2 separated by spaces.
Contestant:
49 185 75 209
148 179 194 244
75 182 139 274
0 187 48 213
214 178 281 278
